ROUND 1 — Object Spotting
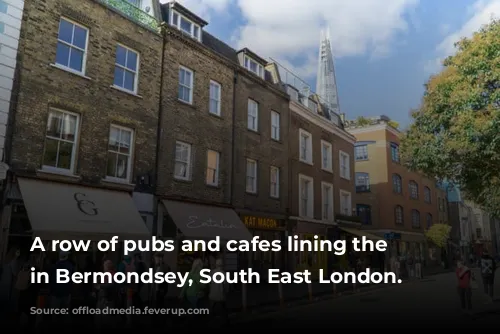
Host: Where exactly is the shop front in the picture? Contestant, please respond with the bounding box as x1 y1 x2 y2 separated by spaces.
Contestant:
336 226 385 271
293 221 329 279
158 199 252 277
2 177 151 267
238 213 287 278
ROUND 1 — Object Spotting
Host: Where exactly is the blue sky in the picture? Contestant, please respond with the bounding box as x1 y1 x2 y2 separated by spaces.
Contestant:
168 0 500 127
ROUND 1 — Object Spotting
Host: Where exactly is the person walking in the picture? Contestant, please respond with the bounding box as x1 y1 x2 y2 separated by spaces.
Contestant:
49 251 74 325
180 258 205 308
480 250 497 302
208 258 229 326
456 259 473 313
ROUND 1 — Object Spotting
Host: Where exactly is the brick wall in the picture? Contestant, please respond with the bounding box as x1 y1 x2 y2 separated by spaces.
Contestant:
155 28 235 204
232 72 289 215
11 0 162 189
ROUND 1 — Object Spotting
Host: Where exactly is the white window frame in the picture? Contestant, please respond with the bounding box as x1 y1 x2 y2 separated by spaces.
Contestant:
42 108 80 175
209 80 221 116
206 149 220 186
321 182 334 221
299 129 313 164
321 140 332 172
270 166 280 198
340 189 352 216
113 43 140 94
178 66 194 104
105 124 134 183
246 159 258 194
247 99 259 131
243 55 264 78
299 174 314 218
55 17 89 75
170 9 201 41
271 110 280 140
339 150 350 180
174 141 192 181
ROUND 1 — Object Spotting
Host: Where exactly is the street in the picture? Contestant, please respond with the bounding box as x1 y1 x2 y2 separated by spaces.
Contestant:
232 270 500 329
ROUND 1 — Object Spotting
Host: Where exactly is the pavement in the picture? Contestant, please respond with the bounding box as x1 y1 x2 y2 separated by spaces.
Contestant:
227 269 500 329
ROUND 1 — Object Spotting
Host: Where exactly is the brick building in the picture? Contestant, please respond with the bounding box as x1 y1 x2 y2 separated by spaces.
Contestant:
346 115 448 264
0 0 162 261
268 63 357 276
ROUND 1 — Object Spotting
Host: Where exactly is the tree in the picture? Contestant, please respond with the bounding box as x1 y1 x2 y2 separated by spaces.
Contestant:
401 19 500 214
425 224 451 248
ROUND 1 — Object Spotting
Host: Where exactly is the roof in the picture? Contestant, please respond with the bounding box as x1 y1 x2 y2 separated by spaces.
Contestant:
164 1 208 26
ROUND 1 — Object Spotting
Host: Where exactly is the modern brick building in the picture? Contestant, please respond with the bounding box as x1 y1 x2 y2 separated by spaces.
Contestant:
1 0 163 261
346 115 448 264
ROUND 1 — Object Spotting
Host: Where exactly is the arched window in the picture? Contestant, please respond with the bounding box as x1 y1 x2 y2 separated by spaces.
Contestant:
395 205 403 224
424 186 431 203
409 181 419 199
392 174 402 193
411 209 420 228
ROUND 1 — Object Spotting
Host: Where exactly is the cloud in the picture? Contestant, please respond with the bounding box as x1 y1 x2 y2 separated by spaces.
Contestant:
159 0 232 21
169 0 419 80
425 0 500 74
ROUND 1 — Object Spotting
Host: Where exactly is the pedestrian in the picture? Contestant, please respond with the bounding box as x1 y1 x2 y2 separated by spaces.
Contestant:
49 251 74 325
414 252 422 279
180 258 205 308
456 259 473 312
480 250 496 302
407 253 415 279
154 253 170 308
16 253 40 330
208 258 229 326
95 260 118 330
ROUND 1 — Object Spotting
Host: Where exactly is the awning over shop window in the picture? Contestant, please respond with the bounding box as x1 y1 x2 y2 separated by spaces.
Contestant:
162 200 252 240
17 178 150 240
339 226 384 241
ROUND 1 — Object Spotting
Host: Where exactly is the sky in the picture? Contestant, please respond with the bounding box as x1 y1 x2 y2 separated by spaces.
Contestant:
160 0 500 126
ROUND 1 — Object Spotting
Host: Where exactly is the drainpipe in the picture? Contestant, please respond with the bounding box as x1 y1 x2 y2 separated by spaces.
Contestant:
152 25 167 239
229 71 238 205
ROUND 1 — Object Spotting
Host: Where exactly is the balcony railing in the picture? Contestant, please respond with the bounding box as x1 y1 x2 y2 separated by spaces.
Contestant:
97 0 159 30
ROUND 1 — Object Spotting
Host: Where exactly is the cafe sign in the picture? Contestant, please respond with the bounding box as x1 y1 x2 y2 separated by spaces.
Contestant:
242 216 282 230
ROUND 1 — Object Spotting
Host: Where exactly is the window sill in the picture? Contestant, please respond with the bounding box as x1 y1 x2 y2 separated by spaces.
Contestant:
269 195 280 200
174 177 192 183
206 183 220 189
102 177 135 186
270 138 281 144
50 63 92 80
245 190 258 196
247 128 260 134
321 167 333 174
177 98 194 107
340 176 351 181
110 85 142 98
208 111 223 119
299 159 313 166
37 169 81 180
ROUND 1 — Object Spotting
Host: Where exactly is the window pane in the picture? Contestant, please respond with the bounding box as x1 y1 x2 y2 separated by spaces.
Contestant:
56 42 70 67
46 111 62 138
61 113 77 141
43 138 59 167
116 154 128 178
180 17 191 33
58 19 73 43
108 127 120 151
57 141 73 169
184 70 191 86
193 25 199 38
119 130 131 154
126 51 137 71
73 25 87 49
114 66 124 87
69 48 83 72
124 70 135 91
106 152 117 177
175 162 187 178
116 45 127 66
172 13 178 25
207 151 217 169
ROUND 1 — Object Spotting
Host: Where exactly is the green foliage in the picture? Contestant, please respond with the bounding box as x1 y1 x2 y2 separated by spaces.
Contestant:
356 116 371 126
388 120 399 129
99 0 159 30
425 224 451 248
401 19 500 214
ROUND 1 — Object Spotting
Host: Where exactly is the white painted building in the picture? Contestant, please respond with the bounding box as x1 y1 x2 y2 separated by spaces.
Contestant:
0 0 23 162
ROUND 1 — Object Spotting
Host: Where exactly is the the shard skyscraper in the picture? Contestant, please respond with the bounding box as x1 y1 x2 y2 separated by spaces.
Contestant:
316 29 340 117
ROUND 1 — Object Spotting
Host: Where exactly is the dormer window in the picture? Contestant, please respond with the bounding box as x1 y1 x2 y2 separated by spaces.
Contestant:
170 10 201 41
244 56 264 78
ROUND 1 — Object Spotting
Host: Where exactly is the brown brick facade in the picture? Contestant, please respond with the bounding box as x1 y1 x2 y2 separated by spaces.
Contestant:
10 0 162 189
231 73 289 215
155 28 235 205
